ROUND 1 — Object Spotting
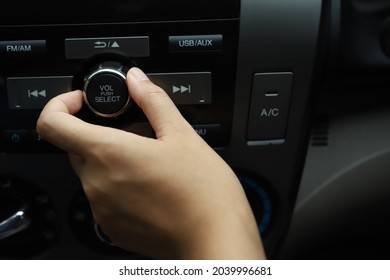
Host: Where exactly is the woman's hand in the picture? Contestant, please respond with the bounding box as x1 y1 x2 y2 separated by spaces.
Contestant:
37 67 265 259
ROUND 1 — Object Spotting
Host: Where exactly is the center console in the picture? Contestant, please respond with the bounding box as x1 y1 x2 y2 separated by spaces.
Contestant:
0 0 323 259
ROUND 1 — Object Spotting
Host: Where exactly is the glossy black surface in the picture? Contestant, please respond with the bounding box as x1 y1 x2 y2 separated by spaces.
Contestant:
1 0 239 25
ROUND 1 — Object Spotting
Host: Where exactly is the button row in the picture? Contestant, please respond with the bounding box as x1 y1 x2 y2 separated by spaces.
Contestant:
124 123 222 144
0 34 223 60
2 124 223 149
6 72 212 110
2 130 46 145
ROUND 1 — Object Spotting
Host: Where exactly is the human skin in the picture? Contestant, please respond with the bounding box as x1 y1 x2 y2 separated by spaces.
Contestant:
36 67 266 259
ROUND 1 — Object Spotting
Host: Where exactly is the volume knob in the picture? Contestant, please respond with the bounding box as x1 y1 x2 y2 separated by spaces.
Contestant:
83 61 131 118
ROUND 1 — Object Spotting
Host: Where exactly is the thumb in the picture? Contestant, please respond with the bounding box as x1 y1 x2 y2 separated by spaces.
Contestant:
127 67 192 139
36 90 139 157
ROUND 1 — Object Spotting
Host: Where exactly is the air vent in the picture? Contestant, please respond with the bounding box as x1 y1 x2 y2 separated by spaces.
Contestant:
310 117 329 147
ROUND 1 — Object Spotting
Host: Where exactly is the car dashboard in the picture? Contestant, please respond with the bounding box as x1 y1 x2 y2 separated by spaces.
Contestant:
0 0 389 259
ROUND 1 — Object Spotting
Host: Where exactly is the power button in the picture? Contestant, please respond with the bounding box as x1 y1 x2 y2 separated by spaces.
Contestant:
83 62 130 118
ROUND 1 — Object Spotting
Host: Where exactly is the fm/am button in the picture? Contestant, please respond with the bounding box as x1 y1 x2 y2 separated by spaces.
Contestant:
0 40 46 59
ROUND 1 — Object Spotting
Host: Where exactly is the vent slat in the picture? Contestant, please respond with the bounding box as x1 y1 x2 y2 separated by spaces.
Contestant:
310 117 329 147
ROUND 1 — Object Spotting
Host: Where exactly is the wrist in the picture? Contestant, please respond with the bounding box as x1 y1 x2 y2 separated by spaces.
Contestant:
176 204 266 259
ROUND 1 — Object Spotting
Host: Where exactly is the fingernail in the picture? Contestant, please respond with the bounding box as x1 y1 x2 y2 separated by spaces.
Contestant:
128 67 149 82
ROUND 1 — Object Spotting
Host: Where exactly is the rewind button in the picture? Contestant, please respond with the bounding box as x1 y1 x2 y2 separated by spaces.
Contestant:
28 89 47 98
7 76 73 110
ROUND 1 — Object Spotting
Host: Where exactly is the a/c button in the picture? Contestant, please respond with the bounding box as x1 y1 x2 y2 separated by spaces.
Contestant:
247 72 293 142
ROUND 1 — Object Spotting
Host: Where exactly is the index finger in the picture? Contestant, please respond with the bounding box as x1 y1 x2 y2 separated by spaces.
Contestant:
127 68 194 139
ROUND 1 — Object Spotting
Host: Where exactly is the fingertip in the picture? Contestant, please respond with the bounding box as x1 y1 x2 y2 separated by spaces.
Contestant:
126 67 152 107
41 90 84 115
126 67 190 138
58 90 84 115
127 67 150 83
126 67 167 109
